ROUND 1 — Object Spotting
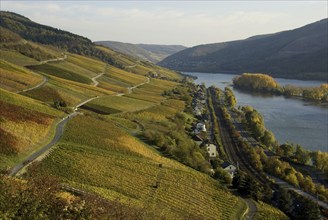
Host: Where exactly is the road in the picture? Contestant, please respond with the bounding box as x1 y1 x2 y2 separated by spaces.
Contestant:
8 96 100 176
91 72 105 86
9 76 150 176
17 76 48 94
208 89 328 211
39 54 67 64
268 175 328 210
244 199 257 220
16 54 68 94
127 77 150 94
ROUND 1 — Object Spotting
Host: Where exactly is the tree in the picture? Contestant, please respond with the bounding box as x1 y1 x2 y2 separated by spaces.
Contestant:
213 167 232 185
294 145 310 165
261 130 276 148
277 189 293 216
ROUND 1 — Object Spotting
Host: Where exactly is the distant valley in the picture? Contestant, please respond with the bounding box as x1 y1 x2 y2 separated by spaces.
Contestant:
159 18 328 81
95 40 186 63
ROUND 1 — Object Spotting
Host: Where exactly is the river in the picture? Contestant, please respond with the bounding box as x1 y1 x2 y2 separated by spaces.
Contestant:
187 72 328 152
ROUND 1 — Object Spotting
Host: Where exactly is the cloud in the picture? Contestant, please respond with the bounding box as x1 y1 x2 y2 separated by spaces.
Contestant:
1 1 326 46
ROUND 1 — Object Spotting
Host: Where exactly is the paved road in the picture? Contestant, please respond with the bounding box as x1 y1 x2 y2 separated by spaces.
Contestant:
8 96 99 176
91 72 104 86
244 199 257 220
268 175 328 210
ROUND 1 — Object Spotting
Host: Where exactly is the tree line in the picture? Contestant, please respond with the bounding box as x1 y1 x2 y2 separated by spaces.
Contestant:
233 73 328 102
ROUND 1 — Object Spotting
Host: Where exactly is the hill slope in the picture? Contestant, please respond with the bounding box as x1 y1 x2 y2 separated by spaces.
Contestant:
95 40 186 63
159 19 328 81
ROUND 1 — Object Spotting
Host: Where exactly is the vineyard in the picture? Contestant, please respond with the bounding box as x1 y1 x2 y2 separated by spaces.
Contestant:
0 60 43 92
66 53 105 73
85 96 155 113
23 76 114 107
35 114 244 219
253 201 289 220
105 65 147 86
0 50 39 66
0 89 62 170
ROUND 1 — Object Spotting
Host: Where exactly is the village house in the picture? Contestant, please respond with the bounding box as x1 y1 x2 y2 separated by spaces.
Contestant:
221 161 237 179
192 122 207 135
204 143 217 158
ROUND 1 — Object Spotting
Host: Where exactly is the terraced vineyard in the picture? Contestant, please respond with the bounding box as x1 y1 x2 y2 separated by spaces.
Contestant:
0 89 63 170
34 115 244 219
0 12 292 219
0 60 44 92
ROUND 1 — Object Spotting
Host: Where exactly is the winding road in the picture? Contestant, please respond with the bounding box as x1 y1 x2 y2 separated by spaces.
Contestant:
9 74 150 176
8 96 99 176
17 54 68 94
91 72 105 86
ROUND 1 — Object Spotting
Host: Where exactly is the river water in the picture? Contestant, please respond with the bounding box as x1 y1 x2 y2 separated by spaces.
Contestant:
186 72 328 152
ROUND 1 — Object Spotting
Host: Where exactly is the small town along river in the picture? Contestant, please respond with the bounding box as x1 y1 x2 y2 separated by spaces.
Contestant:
187 72 328 152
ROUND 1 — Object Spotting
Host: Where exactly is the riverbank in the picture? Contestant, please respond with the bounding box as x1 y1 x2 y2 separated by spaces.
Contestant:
187 72 327 152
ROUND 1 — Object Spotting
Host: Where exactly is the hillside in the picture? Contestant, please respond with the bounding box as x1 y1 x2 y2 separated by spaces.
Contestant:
0 11 268 219
95 40 186 63
159 18 328 81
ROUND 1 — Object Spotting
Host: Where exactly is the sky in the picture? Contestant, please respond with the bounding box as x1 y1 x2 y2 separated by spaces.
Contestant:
1 1 327 47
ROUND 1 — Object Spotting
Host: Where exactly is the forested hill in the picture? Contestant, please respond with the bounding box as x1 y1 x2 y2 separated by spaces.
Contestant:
159 18 328 81
0 11 122 67
95 40 186 63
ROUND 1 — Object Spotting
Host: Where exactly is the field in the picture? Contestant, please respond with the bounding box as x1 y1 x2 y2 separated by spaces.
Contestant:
0 60 44 92
253 201 289 220
84 96 155 114
105 65 147 86
66 53 105 73
0 50 39 66
22 75 114 107
35 115 244 219
28 63 93 84
0 89 62 170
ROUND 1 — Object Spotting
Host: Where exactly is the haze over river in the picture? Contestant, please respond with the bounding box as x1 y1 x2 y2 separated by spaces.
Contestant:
187 72 328 152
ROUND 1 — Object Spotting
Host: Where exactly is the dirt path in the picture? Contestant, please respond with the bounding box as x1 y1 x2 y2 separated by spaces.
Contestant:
91 72 105 86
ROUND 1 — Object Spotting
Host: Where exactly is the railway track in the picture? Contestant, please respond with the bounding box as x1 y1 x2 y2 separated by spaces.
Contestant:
208 89 268 185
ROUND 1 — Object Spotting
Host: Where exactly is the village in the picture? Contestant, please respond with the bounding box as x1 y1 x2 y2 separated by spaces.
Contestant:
191 85 237 180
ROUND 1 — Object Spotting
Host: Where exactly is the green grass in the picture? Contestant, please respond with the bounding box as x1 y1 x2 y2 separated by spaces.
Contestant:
253 201 289 220
35 115 244 219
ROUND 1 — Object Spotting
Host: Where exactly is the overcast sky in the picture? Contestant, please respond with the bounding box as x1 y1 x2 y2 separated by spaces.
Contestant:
1 1 327 47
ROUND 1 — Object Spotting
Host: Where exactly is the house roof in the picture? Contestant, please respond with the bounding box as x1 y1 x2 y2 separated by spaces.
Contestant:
221 161 234 169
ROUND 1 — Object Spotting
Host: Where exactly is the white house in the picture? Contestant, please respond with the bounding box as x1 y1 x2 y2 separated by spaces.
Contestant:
196 123 206 132
205 143 217 158
221 162 237 179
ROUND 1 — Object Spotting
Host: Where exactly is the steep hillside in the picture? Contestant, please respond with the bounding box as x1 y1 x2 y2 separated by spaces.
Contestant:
95 40 186 63
159 19 328 81
0 11 289 220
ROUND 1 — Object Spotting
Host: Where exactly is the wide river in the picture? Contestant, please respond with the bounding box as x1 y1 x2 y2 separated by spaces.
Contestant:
186 72 328 152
